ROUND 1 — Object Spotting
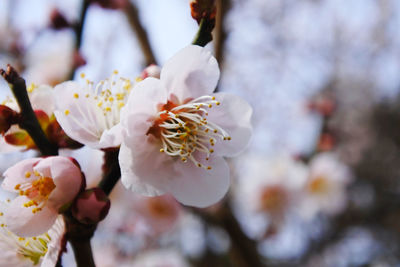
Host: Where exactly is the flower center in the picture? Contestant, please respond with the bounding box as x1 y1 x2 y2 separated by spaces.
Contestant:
0 212 50 265
308 176 329 194
259 186 288 214
63 71 135 137
15 171 56 214
148 95 231 170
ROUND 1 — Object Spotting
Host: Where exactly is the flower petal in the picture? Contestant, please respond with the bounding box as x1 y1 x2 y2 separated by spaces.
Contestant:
207 92 252 156
34 157 82 210
119 143 165 196
122 78 168 119
41 216 66 267
98 123 123 148
2 158 41 192
5 196 58 237
160 45 220 101
54 81 105 148
29 85 55 116
166 156 230 207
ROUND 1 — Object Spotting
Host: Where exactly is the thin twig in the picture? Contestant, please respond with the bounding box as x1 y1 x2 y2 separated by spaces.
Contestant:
68 0 90 80
123 1 157 66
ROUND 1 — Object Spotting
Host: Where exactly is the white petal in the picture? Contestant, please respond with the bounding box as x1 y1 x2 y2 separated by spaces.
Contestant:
53 81 104 148
2 158 41 192
98 123 123 148
29 85 55 116
160 45 220 102
208 92 252 156
41 216 66 267
5 196 58 237
166 156 230 208
122 78 168 120
119 143 164 196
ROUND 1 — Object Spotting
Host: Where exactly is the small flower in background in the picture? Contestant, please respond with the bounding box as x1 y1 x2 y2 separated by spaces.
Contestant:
119 45 252 207
0 201 66 267
1 156 84 237
53 71 135 149
131 194 181 236
298 152 352 220
234 154 308 237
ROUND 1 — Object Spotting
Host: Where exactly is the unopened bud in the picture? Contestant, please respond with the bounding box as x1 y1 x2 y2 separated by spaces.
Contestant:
72 188 110 224
141 64 161 79
50 9 70 29
190 0 216 24
0 105 19 135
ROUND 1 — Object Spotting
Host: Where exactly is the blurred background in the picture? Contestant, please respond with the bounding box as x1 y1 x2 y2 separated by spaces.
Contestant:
1 0 400 266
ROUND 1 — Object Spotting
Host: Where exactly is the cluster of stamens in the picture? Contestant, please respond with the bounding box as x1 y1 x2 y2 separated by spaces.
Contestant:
14 171 56 214
63 71 135 137
0 209 51 265
154 96 231 170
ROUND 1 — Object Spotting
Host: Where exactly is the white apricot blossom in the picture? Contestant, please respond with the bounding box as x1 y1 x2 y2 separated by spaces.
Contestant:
53 72 134 149
2 156 83 237
119 45 252 207
298 152 352 219
234 154 308 237
0 201 66 267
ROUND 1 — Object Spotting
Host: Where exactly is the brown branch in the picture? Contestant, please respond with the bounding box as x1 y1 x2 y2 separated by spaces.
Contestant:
123 1 157 66
192 202 265 267
213 0 230 63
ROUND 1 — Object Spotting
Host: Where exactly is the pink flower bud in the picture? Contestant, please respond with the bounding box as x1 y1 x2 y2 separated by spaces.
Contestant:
72 188 110 224
141 64 161 79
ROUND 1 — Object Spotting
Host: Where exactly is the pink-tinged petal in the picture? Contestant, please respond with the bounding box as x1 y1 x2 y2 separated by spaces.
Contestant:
2 158 41 191
98 123 122 148
166 156 230 207
5 196 58 237
122 78 168 119
208 92 252 157
120 143 165 196
160 45 220 101
34 157 82 209
30 85 55 116
41 216 66 267
54 81 104 147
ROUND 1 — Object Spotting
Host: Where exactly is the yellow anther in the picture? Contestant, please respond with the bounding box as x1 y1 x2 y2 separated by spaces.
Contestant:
205 157 209 161
113 70 119 74
227 137 231 140
73 93 79 99
64 109 70 115
181 157 187 162
118 102 125 108
207 166 212 170
25 171 31 178
205 129 209 133
213 129 218 133
80 73 85 78
210 149 214 153
85 94 90 98
34 171 40 177
0 212 3 216
105 107 111 112
135 77 143 83
14 184 20 190
197 163 202 167
18 237 25 241
160 148 164 153
212 96 216 100
216 101 220 105
97 101 103 107
208 104 212 108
